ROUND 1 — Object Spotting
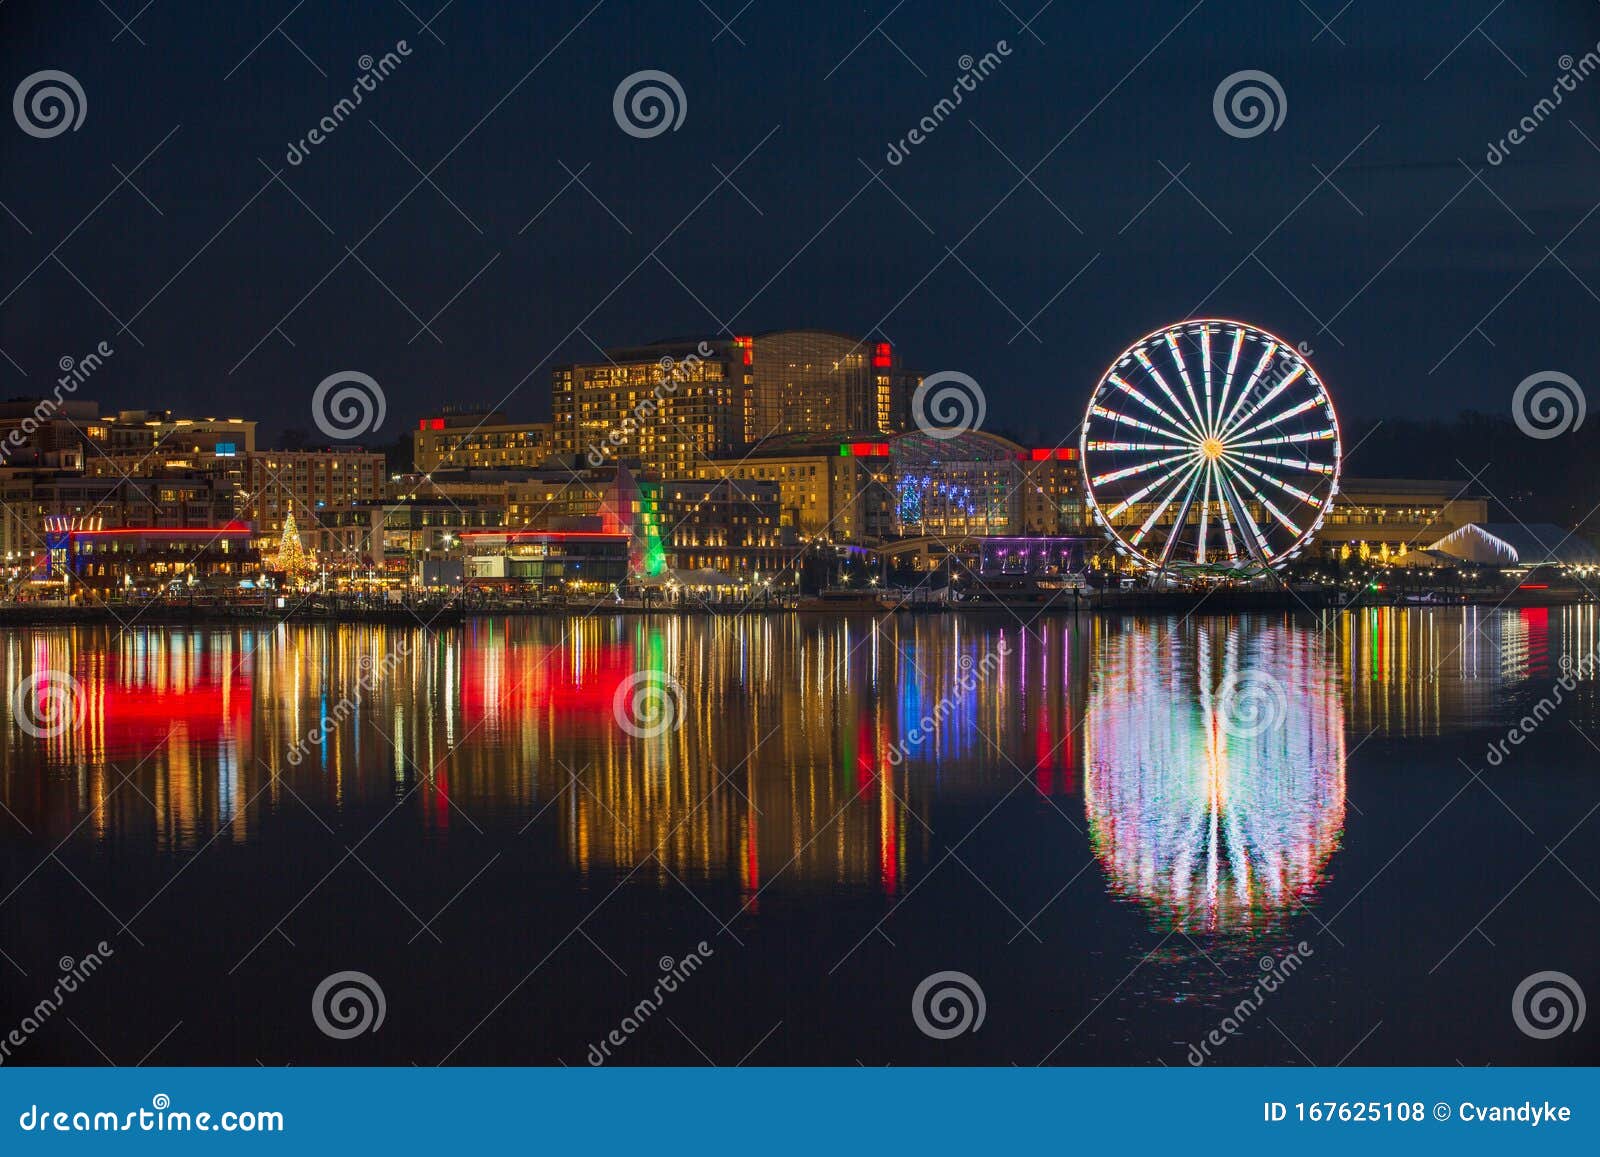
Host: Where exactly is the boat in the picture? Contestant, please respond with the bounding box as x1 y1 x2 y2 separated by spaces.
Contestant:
795 588 885 612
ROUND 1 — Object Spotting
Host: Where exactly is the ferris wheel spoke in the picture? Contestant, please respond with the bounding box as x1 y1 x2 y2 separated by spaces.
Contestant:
1105 376 1202 442
1228 391 1326 441
1130 459 1205 548
1221 365 1306 439
1230 449 1336 475
1090 449 1193 488
1211 461 1241 562
1227 455 1319 505
1133 349 1205 438
1163 332 1206 432
1195 464 1214 565
1155 460 1206 570
1090 404 1196 444
1199 325 1215 433
1211 327 1246 440
1228 429 1337 450
1214 462 1274 563
1219 458 1302 540
1106 455 1200 520
1087 440 1192 452
1215 340 1277 436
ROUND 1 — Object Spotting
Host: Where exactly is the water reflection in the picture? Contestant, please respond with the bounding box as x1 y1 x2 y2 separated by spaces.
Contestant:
1084 619 1347 932
2 607 1597 900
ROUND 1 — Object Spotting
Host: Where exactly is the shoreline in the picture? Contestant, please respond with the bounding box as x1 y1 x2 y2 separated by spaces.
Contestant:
0 589 1587 627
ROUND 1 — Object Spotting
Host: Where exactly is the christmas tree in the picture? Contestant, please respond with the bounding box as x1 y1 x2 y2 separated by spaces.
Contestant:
270 507 318 587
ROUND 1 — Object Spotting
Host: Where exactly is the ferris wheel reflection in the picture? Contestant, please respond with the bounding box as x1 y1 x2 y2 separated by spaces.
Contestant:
1084 620 1347 933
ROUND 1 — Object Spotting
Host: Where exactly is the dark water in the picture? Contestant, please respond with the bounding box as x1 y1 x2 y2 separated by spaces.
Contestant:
1 607 1596 1066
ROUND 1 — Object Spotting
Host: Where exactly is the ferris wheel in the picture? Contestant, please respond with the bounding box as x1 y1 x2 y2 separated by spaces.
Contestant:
1079 320 1341 574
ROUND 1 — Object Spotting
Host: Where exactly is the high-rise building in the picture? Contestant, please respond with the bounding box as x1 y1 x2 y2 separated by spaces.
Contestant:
747 330 915 443
553 337 749 477
413 408 554 472
553 330 917 476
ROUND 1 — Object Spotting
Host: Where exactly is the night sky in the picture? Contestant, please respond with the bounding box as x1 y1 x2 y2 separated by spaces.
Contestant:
4 1 1600 446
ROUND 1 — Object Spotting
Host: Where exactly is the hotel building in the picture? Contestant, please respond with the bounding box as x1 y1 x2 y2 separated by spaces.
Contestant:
553 329 917 477
746 330 915 442
412 409 555 472
553 336 749 476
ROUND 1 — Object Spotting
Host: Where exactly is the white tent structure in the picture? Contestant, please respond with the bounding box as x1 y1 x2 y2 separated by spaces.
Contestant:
1428 523 1600 568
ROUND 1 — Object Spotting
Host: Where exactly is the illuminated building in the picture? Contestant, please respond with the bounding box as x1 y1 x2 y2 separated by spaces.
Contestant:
553 337 749 476
0 472 233 564
747 330 915 441
554 330 919 476
890 432 1082 540
314 498 503 574
659 478 795 574
461 529 630 591
96 411 257 458
39 517 257 588
1312 478 1487 559
79 446 386 551
690 439 894 544
412 408 554 472
691 433 1084 550
239 450 386 545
